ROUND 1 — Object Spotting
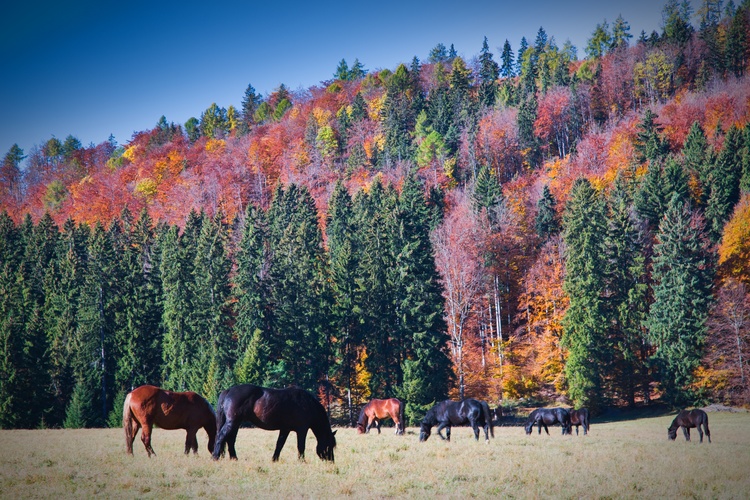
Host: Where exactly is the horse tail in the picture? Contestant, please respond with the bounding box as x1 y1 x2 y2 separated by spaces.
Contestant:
399 399 406 435
123 391 134 454
482 401 494 438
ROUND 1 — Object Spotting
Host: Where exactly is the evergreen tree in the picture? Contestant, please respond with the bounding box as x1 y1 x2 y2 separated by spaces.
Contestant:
334 59 350 80
647 195 714 406
705 125 745 240
535 184 560 240
500 39 515 78
472 164 504 228
234 204 271 385
517 93 540 166
0 213 22 427
516 37 529 77
634 109 669 164
0 144 24 207
266 185 330 391
241 83 262 129
327 181 361 422
192 212 233 402
160 212 202 392
185 117 200 143
381 64 421 164
114 208 163 392
478 37 500 108
604 177 650 406
562 178 609 410
44 219 89 426
611 15 633 50
725 6 748 77
74 223 118 426
681 121 712 207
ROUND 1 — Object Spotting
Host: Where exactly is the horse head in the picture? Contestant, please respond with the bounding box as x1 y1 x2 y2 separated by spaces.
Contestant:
667 426 678 440
524 419 534 435
316 430 336 462
419 420 432 442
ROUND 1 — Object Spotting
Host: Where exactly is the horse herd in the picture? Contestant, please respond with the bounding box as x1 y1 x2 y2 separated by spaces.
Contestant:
123 384 712 464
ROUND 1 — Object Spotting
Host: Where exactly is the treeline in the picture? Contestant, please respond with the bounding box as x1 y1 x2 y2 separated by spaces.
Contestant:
0 175 454 429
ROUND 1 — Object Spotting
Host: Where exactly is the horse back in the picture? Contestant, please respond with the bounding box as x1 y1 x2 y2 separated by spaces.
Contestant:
129 385 212 430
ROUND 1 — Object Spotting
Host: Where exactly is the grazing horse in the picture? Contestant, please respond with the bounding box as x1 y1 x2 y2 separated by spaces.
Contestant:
212 384 337 462
568 408 590 435
668 409 711 443
524 407 571 435
357 398 405 435
123 385 216 457
419 399 494 442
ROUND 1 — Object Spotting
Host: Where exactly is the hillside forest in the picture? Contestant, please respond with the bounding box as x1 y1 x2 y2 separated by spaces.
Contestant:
1 1 750 429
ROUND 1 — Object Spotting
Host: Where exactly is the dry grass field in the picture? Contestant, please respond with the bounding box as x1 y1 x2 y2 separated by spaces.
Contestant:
1 410 749 499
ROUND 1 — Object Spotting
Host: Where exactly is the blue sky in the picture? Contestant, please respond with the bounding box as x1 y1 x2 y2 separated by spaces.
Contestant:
0 0 696 163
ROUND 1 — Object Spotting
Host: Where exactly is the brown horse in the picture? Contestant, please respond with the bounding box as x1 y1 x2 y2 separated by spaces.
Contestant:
568 408 590 435
668 409 711 443
356 398 405 435
123 385 216 457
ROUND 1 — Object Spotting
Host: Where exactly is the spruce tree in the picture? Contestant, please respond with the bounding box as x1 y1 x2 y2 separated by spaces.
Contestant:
0 212 22 427
233 204 271 384
647 195 714 406
562 178 609 410
705 125 744 241
500 39 515 78
604 176 649 406
478 37 500 108
472 164 504 228
535 184 559 240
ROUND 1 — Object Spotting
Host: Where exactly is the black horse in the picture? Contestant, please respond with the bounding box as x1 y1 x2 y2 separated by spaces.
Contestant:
212 384 337 462
668 409 711 443
524 407 571 435
568 407 590 435
419 399 494 442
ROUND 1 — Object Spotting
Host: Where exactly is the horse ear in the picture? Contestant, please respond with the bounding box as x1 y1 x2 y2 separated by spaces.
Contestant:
332 430 337 436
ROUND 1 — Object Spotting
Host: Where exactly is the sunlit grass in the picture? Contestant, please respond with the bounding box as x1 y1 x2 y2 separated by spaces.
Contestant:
1 412 748 498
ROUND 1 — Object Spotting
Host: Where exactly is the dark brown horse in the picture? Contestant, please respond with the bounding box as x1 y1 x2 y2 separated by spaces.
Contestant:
419 399 494 442
668 409 711 443
524 408 571 435
357 398 405 435
123 385 216 457
568 407 590 435
212 384 337 462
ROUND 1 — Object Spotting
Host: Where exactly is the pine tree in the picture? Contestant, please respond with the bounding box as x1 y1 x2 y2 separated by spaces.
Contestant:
647 195 714 406
634 109 669 164
327 181 361 423
706 125 744 241
478 37 500 108
334 59 350 80
233 204 270 384
44 219 89 426
604 177 650 406
0 213 22 427
535 184 559 240
500 39 515 78
74 223 118 426
682 121 713 207
725 7 748 77
562 178 609 410
241 83 262 128
191 211 233 402
266 185 330 391
472 164 504 228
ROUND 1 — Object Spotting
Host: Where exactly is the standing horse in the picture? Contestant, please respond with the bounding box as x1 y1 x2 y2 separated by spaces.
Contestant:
123 385 216 457
568 408 590 435
357 398 405 435
524 408 571 435
212 384 337 462
668 409 711 443
419 399 494 442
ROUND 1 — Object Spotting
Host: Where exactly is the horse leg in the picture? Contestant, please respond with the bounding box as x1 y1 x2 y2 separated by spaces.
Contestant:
703 422 711 443
483 421 490 442
141 423 156 457
683 427 690 441
185 428 198 454
543 423 550 436
436 422 448 440
213 418 239 460
575 424 579 436
697 425 704 443
375 419 381 434
127 420 140 454
471 420 480 441
365 416 372 434
446 426 451 441
272 429 291 462
295 429 308 461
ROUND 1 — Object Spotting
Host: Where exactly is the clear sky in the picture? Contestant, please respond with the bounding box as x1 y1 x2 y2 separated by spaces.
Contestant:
0 0 697 162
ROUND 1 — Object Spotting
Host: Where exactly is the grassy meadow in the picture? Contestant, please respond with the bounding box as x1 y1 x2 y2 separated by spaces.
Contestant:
1 410 749 499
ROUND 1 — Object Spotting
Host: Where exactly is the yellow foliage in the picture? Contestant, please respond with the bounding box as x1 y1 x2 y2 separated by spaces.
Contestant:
205 138 226 154
718 194 750 284
134 178 157 199
311 107 333 127
122 145 138 162
368 95 386 120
